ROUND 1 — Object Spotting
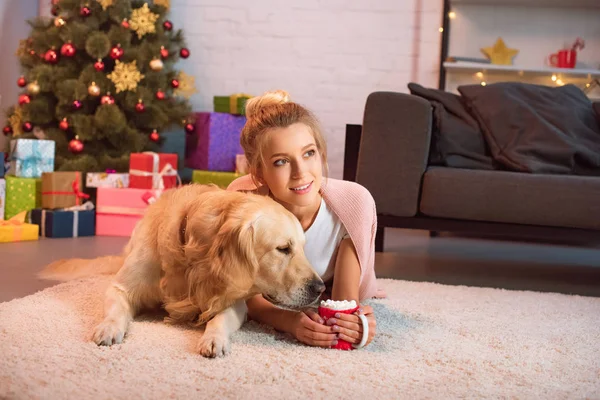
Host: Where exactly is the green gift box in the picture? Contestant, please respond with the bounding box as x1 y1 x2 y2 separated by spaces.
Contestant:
5 176 42 220
191 170 242 189
213 94 252 115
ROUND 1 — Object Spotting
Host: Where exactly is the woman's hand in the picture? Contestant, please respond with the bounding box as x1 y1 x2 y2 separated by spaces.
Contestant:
291 309 339 348
325 305 376 347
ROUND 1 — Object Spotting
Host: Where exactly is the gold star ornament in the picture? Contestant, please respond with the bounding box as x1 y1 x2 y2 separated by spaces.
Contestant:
154 0 170 9
129 3 159 39
97 0 114 10
107 60 145 93
174 71 198 99
9 107 24 137
481 38 519 65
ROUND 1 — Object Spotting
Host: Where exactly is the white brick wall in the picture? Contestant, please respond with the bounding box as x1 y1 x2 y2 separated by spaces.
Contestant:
171 0 444 178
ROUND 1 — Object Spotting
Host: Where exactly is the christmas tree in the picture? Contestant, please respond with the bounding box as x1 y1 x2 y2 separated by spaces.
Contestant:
2 0 197 172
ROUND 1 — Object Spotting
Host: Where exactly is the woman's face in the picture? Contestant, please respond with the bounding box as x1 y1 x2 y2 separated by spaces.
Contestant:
259 123 323 210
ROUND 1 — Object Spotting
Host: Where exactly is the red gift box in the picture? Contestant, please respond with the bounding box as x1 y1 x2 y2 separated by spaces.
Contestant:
129 152 179 190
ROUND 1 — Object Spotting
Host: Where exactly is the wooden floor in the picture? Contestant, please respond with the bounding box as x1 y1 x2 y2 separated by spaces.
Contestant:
1 228 600 303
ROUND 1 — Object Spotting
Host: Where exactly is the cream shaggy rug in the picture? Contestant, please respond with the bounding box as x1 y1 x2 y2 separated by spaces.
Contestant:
1 277 599 399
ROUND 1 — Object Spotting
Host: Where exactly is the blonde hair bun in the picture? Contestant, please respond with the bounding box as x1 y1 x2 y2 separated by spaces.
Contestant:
245 90 291 119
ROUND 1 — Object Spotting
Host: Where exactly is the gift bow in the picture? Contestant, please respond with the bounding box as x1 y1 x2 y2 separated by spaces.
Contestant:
129 152 181 190
0 211 30 242
229 93 252 114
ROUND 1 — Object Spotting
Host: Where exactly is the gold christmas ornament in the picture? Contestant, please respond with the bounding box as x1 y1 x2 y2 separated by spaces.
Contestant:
481 37 519 65
174 71 198 99
97 0 114 10
54 17 66 27
107 60 145 93
88 81 101 96
129 3 159 39
149 58 164 71
8 107 24 137
154 0 170 9
27 81 40 95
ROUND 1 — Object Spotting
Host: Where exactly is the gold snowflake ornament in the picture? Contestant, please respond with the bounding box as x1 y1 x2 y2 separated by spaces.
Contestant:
107 60 145 93
97 0 114 10
130 3 159 39
174 72 198 99
154 0 170 9
9 107 24 137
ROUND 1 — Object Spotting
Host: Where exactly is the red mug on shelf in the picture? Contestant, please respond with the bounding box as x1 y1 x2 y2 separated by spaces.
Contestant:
548 49 577 69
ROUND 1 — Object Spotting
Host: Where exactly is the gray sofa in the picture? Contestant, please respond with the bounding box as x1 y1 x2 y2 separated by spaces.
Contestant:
352 91 600 251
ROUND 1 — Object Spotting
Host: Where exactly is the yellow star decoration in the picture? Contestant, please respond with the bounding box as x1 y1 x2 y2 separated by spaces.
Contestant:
97 0 114 10
129 3 159 39
174 71 198 99
154 0 170 9
9 107 24 137
107 60 145 93
481 37 519 65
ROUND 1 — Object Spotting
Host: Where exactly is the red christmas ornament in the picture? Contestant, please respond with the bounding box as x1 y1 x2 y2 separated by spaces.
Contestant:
149 130 160 142
59 118 69 131
185 123 195 133
60 42 76 57
163 20 173 31
44 49 59 64
155 90 165 100
121 19 130 29
72 100 82 110
160 46 169 59
3 126 12 136
17 76 27 87
110 44 124 60
68 137 84 154
94 59 105 72
179 48 190 58
51 5 59 16
171 79 179 89
80 6 91 17
101 93 115 105
22 122 33 132
18 94 31 105
135 99 145 113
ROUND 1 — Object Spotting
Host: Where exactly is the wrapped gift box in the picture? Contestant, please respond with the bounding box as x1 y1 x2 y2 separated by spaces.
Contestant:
0 152 5 177
0 211 39 243
0 179 5 220
29 206 95 238
192 170 241 189
86 172 129 188
9 139 55 178
159 129 186 172
5 176 41 220
129 152 179 190
41 171 89 209
185 112 246 172
213 94 252 115
96 187 158 236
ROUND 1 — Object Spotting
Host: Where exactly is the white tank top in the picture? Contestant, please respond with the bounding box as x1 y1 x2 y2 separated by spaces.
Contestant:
304 198 349 281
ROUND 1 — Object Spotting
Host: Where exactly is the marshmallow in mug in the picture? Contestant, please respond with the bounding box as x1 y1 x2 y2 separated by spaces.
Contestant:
320 299 357 311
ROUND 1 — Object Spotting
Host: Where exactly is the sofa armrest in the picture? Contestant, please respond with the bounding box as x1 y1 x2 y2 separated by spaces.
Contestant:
355 91 433 217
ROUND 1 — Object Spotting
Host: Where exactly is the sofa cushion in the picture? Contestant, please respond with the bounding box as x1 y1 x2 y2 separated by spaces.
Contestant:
420 167 600 230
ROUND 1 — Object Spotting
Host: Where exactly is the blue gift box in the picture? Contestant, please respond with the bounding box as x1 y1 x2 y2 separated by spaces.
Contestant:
159 128 186 172
0 152 4 177
29 208 95 238
9 139 55 178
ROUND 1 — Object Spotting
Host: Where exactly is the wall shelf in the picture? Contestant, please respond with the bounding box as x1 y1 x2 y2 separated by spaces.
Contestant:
443 61 600 77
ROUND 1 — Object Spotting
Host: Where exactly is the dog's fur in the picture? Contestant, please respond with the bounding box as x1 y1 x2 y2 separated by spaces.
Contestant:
40 184 324 357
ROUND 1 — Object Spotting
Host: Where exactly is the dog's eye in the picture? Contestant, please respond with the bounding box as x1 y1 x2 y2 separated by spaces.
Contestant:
277 246 291 255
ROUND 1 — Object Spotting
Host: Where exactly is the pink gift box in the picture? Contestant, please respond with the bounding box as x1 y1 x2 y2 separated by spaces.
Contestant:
96 187 159 237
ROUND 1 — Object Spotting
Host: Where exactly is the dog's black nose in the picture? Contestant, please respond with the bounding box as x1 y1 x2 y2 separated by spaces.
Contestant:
308 279 326 297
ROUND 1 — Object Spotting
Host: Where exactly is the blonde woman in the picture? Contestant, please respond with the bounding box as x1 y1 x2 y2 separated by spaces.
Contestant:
228 90 386 349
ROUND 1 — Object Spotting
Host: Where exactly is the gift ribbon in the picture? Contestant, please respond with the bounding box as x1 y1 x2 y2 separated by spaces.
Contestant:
129 152 181 190
229 93 252 114
96 206 146 216
41 174 90 205
15 140 43 177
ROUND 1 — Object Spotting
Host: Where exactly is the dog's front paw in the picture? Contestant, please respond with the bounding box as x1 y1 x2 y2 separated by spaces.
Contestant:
196 332 230 358
92 320 126 346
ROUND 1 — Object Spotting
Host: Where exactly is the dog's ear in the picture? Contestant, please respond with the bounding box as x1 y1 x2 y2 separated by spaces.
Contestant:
196 213 259 322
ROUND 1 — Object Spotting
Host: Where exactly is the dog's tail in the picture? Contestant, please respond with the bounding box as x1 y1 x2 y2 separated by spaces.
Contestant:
38 255 124 281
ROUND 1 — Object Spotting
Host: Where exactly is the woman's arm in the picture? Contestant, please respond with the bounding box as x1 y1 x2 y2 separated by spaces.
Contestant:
246 294 297 333
331 237 361 302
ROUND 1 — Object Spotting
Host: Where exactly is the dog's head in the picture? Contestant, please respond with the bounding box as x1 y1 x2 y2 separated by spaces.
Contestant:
185 191 324 321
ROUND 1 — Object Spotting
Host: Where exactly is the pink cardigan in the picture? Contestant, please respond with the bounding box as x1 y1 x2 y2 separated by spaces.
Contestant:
227 175 386 300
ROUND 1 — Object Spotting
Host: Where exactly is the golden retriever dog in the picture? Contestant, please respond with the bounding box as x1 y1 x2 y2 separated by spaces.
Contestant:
40 184 325 358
